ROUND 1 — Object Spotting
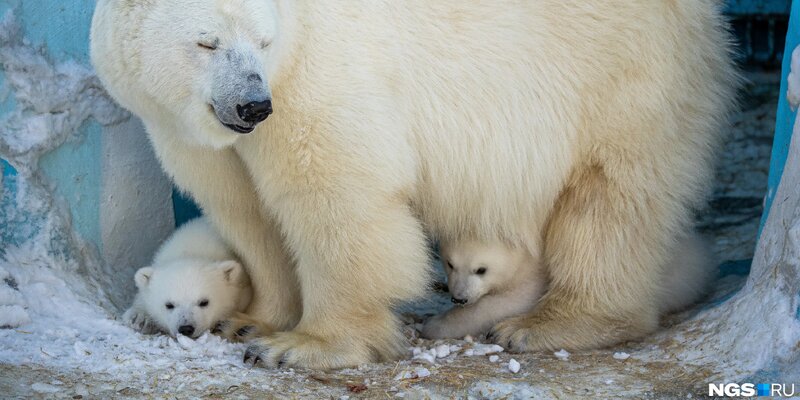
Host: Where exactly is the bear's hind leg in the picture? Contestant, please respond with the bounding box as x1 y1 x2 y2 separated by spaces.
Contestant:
491 159 689 351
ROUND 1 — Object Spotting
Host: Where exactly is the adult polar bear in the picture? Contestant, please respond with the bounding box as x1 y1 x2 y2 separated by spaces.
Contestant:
91 0 736 369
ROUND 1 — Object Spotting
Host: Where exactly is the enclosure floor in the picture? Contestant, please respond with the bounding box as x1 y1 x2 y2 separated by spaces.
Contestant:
0 277 747 399
0 68 779 399
0 345 726 399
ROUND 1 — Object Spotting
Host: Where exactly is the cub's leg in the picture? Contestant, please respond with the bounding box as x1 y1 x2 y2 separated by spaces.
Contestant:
422 280 544 339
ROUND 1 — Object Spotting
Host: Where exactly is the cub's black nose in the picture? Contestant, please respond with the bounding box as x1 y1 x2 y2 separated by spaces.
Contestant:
451 297 467 305
178 325 195 336
237 99 272 123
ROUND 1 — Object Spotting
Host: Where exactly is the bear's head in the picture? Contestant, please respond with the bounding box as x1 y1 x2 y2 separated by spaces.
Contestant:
133 259 252 338
91 0 285 148
439 241 528 305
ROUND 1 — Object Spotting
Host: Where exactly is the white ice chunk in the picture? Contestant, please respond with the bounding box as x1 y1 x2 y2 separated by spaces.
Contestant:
554 349 570 360
434 344 450 358
508 358 520 373
394 367 431 380
613 352 630 360
471 343 504 356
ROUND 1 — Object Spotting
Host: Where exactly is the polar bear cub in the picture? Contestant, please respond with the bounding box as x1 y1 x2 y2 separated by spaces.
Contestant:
421 240 548 340
422 233 715 340
123 217 252 338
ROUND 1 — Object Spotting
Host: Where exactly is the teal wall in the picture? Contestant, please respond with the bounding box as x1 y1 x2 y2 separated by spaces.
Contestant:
1 0 103 246
762 0 800 230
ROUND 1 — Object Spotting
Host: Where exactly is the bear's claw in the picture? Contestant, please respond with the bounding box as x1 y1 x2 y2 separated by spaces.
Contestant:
214 312 276 342
211 321 226 334
242 342 289 368
235 326 254 338
243 345 263 366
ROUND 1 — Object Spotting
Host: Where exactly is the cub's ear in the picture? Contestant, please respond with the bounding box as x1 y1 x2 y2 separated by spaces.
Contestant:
217 260 247 285
134 267 155 289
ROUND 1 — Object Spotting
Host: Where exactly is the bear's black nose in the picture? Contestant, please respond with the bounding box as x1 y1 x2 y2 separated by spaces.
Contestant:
237 99 272 123
178 325 195 336
451 297 467 305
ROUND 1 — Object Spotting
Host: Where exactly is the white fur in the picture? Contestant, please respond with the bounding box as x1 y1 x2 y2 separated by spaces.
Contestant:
92 0 737 368
422 240 547 339
123 218 252 338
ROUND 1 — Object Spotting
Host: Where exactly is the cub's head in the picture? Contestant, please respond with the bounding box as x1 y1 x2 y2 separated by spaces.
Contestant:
91 0 286 148
440 241 529 305
134 259 252 338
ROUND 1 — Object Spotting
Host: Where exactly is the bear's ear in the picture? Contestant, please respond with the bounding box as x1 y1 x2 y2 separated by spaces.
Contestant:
134 267 155 289
217 260 247 285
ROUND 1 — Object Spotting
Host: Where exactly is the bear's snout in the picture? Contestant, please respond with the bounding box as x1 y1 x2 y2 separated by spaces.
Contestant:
451 297 467 305
237 99 272 124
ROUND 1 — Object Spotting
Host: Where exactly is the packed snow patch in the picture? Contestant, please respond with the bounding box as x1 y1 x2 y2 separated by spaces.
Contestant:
0 243 247 380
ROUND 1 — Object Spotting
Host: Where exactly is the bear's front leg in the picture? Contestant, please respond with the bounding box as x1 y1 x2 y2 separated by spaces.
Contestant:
146 129 302 340
244 194 430 369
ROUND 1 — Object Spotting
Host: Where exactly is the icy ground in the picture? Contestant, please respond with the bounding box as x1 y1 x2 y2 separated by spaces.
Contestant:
0 67 783 399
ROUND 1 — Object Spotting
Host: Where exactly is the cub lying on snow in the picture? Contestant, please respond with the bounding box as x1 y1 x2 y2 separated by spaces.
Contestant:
423 233 714 339
123 218 252 338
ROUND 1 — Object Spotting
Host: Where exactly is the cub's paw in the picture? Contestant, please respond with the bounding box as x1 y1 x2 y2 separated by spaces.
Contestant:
242 331 372 370
420 315 454 340
214 312 276 342
488 315 537 352
122 308 158 334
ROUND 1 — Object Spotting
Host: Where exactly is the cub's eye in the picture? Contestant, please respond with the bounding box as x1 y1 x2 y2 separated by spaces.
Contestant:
198 299 209 308
165 302 175 310
446 262 454 269
260 39 273 49
475 267 487 276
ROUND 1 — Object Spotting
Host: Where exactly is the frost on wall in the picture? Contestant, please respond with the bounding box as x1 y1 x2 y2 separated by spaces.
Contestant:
0 10 128 323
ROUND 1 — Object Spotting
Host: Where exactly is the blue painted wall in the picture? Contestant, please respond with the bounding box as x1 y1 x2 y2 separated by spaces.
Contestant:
762 0 800 230
725 0 792 15
0 0 103 246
